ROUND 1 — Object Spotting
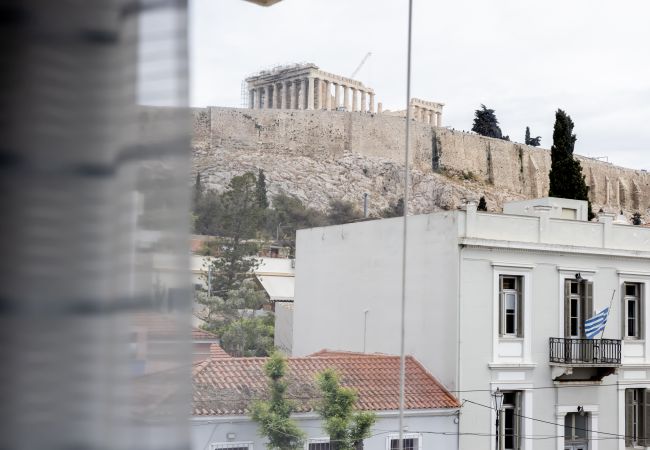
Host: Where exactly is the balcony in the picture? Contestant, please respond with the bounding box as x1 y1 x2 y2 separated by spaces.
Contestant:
549 338 621 381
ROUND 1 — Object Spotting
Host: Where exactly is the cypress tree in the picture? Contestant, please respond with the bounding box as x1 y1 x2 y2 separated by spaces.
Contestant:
548 109 594 220
477 196 488 211
256 169 269 209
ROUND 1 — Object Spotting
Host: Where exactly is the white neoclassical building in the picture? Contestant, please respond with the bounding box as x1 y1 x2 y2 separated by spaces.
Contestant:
291 197 650 450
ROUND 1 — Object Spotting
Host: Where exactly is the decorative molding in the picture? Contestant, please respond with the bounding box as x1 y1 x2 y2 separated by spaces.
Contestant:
490 262 535 270
488 362 537 369
617 270 650 278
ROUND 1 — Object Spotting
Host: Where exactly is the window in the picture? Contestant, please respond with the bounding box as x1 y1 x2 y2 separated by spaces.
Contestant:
626 388 650 447
564 412 588 444
308 439 330 450
564 279 593 338
499 275 523 337
499 391 522 450
389 438 418 450
624 283 643 339
210 444 252 450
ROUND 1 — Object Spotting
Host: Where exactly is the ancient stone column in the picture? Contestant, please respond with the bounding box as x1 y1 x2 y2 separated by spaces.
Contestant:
351 88 358 112
436 112 442 127
289 81 295 109
264 85 273 109
249 89 255 109
343 86 350 111
273 84 280 109
306 77 314 110
296 79 304 110
314 78 323 109
377 102 383 113
360 91 367 113
324 80 331 110
334 83 342 109
282 80 290 109
369 93 375 113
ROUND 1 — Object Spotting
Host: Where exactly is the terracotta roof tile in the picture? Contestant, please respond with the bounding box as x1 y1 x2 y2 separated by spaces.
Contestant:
192 327 219 341
192 351 459 416
209 343 231 359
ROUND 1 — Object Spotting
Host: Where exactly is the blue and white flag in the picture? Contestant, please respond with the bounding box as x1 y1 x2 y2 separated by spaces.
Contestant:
585 307 610 339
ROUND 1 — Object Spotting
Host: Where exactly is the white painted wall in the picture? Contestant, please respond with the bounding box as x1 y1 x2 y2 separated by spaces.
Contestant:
191 411 458 450
293 213 460 390
292 202 650 450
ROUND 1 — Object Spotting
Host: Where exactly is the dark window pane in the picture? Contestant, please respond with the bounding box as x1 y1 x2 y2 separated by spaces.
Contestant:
626 283 638 296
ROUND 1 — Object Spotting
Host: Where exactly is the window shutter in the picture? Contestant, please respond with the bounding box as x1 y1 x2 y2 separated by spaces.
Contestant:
622 283 627 339
584 281 594 338
517 278 524 338
564 280 571 337
514 392 522 450
641 284 645 340
643 389 650 447
499 292 504 336
625 389 634 447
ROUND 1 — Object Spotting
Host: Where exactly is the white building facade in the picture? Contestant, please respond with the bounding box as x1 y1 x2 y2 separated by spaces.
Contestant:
292 198 650 450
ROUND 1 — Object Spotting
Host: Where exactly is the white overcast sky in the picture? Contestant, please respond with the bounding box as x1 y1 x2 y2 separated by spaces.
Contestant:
190 0 650 170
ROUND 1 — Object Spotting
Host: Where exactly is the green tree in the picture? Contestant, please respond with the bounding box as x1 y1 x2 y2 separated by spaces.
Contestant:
221 314 274 357
193 189 223 235
266 193 328 251
548 109 594 219
380 198 404 218
317 369 376 450
251 353 306 450
477 196 488 211
220 172 264 241
525 126 541 147
256 169 269 209
472 104 504 139
327 199 363 225
196 279 267 336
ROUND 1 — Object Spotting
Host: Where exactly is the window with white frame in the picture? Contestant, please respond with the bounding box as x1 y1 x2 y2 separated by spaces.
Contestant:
499 275 523 337
210 443 252 450
500 391 522 450
307 438 330 450
388 433 421 450
624 282 643 339
625 388 650 447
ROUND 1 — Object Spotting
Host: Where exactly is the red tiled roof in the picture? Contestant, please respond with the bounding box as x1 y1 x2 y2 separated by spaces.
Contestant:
192 351 459 416
192 327 219 341
209 343 231 359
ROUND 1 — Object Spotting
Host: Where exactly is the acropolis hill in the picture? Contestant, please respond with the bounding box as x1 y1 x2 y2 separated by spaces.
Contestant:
149 62 649 218
185 106 649 218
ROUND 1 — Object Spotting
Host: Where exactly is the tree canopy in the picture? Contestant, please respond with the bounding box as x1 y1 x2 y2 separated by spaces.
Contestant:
524 126 541 147
548 109 594 219
317 369 376 450
251 353 305 449
472 104 506 139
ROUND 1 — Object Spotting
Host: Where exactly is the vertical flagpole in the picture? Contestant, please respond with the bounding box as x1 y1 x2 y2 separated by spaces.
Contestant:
398 1 414 450
599 289 617 340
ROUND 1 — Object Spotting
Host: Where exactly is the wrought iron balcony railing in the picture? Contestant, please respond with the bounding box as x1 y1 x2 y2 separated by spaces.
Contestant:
549 338 621 365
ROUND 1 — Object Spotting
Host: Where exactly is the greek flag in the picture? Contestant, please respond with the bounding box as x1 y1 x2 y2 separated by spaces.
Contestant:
585 307 610 339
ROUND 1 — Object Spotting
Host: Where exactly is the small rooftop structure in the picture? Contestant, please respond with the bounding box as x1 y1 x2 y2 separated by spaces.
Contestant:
503 197 590 221
192 351 459 416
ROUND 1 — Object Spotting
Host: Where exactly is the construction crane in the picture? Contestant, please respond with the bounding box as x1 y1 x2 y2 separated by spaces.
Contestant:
350 52 372 79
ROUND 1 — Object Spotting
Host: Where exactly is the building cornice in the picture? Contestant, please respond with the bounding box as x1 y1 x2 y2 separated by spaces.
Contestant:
460 237 650 260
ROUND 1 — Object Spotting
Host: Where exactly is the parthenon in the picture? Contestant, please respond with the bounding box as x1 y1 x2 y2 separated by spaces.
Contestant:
246 63 376 112
246 63 445 126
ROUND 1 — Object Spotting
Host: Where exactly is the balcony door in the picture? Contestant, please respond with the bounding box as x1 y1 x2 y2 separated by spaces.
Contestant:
563 279 593 363
564 279 593 338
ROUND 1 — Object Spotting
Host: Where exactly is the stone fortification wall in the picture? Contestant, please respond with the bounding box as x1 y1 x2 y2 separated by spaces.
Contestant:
191 107 649 214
